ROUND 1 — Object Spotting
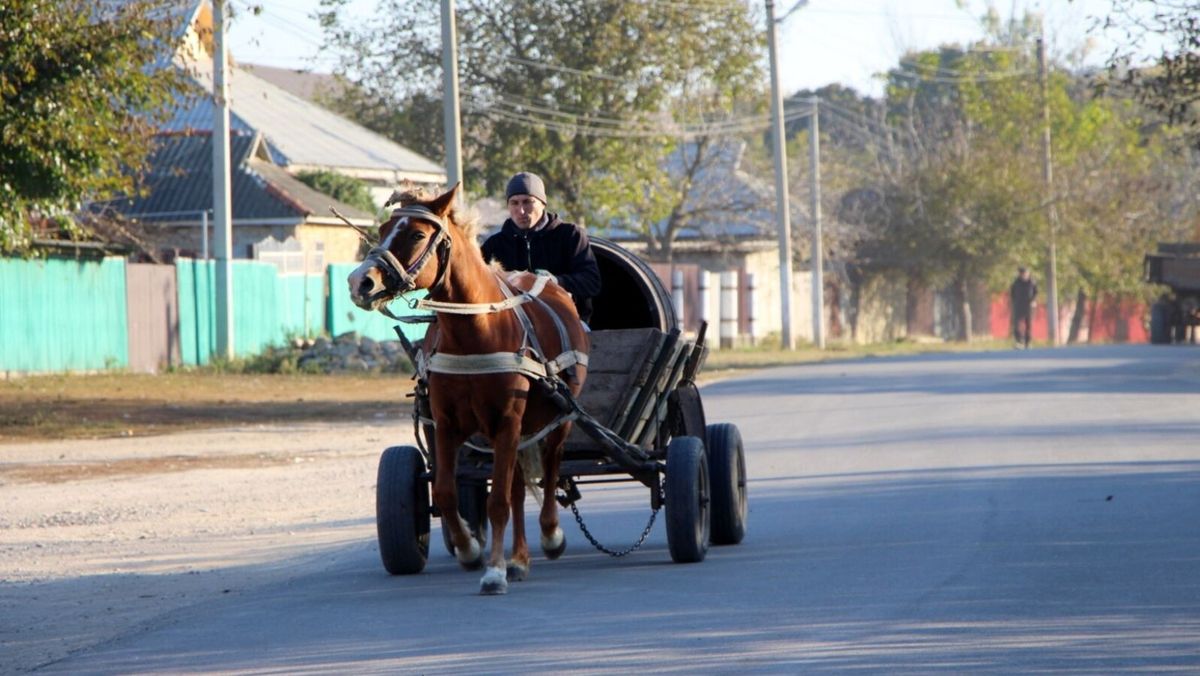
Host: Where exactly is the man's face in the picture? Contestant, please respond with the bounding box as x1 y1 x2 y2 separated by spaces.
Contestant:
507 194 545 229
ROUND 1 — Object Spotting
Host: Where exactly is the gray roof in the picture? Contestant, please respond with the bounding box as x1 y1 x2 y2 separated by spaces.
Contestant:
107 132 374 225
166 3 445 186
240 64 348 104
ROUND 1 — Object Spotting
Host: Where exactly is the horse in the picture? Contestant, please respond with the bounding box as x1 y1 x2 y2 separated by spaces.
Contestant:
346 183 590 595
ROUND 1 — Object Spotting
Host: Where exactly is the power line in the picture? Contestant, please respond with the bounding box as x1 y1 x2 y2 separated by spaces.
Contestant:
501 56 629 83
887 68 1033 84
466 100 812 139
483 92 812 131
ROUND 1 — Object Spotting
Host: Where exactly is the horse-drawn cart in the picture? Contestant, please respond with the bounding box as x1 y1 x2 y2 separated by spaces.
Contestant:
375 237 748 575
346 187 747 592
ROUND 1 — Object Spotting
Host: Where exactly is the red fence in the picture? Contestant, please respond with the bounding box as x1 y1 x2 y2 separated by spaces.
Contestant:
989 295 1148 343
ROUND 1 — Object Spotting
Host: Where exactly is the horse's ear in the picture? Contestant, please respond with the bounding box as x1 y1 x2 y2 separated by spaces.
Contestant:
428 183 461 217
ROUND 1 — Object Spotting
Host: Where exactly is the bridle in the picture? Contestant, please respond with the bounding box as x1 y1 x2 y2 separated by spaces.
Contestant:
363 204 453 310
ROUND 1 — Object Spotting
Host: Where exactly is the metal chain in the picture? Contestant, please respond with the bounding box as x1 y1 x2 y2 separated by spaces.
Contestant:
568 492 661 558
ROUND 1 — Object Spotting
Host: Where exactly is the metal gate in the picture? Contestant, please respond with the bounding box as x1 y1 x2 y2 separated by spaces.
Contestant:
125 263 180 373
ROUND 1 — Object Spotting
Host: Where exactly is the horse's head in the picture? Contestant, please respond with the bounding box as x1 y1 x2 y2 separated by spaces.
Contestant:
348 183 461 312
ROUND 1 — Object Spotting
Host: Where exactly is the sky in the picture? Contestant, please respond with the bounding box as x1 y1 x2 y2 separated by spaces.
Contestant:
224 0 1142 99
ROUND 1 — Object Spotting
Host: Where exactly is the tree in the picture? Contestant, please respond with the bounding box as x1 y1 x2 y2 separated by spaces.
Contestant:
0 0 191 254
316 0 765 248
295 170 378 216
819 13 1194 343
1101 0 1200 146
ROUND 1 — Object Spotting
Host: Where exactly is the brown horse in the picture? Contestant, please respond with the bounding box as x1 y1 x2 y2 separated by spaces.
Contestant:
347 184 589 595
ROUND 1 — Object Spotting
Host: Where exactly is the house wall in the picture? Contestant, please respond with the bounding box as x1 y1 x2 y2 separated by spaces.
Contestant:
639 243 815 346
156 222 361 268
295 224 363 265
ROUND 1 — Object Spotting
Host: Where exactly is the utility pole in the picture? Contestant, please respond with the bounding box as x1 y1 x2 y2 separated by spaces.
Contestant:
808 95 824 349
212 0 234 359
766 0 795 349
1037 36 1059 346
441 0 463 198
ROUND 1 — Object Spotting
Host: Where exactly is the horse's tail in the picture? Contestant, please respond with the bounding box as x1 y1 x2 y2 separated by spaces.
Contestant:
518 443 544 506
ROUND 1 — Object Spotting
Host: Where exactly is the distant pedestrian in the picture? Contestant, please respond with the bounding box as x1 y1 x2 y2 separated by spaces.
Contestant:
1010 266 1037 349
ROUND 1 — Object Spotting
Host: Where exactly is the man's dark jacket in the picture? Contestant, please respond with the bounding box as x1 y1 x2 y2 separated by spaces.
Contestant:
481 213 602 322
1010 276 1037 315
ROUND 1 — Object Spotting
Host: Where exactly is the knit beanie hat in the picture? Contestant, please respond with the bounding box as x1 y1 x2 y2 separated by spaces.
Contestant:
505 172 547 204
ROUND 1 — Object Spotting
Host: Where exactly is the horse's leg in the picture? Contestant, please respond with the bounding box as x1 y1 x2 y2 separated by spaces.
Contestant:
506 462 530 582
539 425 569 560
431 425 482 570
479 422 520 595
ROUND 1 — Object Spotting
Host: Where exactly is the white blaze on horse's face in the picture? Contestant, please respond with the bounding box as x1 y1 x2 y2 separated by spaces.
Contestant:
347 215 410 310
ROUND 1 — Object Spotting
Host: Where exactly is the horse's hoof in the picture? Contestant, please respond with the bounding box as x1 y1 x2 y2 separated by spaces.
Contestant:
506 562 528 582
542 527 566 560
480 566 508 595
455 539 484 571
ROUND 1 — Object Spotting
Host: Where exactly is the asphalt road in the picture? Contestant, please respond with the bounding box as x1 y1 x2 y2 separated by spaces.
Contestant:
39 344 1200 674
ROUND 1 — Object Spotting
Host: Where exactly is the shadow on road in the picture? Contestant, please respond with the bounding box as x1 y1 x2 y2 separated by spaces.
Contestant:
28 460 1200 673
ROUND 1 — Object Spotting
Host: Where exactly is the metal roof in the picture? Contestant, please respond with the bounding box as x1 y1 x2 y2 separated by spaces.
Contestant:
168 58 446 184
108 132 374 225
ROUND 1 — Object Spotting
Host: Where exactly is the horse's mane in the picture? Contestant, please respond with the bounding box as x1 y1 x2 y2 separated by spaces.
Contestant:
386 184 479 242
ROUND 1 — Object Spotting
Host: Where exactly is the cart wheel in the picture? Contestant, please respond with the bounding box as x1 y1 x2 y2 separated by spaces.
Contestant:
441 481 489 557
376 446 431 575
1150 302 1171 344
706 423 747 545
665 436 710 563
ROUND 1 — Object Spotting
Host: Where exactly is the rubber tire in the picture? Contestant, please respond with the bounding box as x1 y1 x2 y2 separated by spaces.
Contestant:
705 423 747 545
376 446 431 575
1173 314 1188 344
441 480 489 557
665 436 710 563
1150 302 1171 345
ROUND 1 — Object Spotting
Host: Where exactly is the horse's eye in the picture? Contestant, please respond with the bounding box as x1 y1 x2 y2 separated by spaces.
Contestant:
409 231 427 242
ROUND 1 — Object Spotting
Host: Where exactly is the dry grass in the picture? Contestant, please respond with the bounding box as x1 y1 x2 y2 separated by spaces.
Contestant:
0 372 414 443
1 339 1006 444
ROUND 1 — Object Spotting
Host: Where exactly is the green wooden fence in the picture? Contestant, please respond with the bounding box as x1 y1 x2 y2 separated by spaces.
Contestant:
176 260 334 366
326 263 430 343
0 256 129 372
0 256 429 372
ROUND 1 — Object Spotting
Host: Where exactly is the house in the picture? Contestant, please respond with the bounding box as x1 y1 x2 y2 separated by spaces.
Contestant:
105 132 374 268
600 139 812 344
104 0 446 266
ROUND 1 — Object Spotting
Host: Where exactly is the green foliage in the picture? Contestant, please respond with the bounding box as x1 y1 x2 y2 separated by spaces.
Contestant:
1103 0 1200 148
0 0 191 254
295 170 378 216
316 0 765 240
805 11 1199 341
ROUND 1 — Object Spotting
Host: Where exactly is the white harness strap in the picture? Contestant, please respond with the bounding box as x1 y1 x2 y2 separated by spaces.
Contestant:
426 350 588 379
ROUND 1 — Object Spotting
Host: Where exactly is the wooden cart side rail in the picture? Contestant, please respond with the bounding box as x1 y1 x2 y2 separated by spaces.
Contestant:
616 328 681 442
626 333 688 445
605 330 668 437
635 341 696 448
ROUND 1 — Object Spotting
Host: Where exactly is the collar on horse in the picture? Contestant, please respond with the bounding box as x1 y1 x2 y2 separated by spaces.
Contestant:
367 205 452 318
